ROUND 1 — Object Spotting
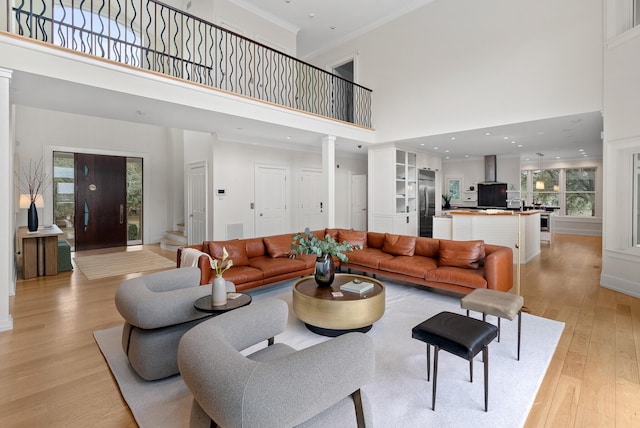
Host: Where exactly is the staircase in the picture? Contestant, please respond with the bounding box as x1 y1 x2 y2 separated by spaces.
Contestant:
160 224 187 252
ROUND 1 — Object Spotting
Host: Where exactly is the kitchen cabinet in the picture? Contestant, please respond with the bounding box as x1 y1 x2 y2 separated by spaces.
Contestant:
368 147 418 235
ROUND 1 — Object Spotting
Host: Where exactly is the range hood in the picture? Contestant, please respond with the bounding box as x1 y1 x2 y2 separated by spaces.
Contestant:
484 155 497 182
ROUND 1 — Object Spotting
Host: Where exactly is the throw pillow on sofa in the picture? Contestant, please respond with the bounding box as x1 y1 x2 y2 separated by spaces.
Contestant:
382 233 416 256
264 234 294 258
438 240 486 269
207 240 250 266
337 229 368 248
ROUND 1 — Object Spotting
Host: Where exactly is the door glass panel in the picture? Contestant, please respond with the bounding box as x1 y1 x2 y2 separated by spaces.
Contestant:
53 152 75 249
127 158 143 245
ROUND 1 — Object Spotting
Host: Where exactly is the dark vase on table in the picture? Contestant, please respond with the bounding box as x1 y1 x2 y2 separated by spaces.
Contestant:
314 254 335 287
27 201 39 232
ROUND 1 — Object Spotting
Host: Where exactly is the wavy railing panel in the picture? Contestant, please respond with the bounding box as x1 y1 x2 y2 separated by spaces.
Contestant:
6 0 372 127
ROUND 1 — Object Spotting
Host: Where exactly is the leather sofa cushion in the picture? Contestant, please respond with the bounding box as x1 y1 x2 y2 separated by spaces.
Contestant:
366 232 385 249
414 237 440 259
378 255 438 279
264 234 295 258
245 238 266 258
249 256 307 278
382 233 416 256
206 240 249 266
324 228 340 239
346 248 394 269
426 267 487 289
439 240 486 269
215 266 264 284
338 229 368 248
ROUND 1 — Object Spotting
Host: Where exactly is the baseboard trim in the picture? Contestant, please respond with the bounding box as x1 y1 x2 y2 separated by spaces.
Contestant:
600 273 640 299
0 315 14 332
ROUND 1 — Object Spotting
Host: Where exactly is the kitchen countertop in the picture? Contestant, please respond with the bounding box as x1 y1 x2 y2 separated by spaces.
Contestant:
436 209 543 217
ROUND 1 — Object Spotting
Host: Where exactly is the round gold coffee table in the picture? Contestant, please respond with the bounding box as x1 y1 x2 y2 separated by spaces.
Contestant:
292 274 385 336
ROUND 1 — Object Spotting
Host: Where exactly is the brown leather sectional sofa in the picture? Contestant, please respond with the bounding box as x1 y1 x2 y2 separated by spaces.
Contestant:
177 228 513 295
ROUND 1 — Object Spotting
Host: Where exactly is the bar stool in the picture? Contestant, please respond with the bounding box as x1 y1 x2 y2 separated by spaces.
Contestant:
460 288 524 360
411 311 498 411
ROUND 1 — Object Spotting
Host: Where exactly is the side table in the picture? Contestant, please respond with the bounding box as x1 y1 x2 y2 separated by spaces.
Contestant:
18 225 64 279
194 293 252 314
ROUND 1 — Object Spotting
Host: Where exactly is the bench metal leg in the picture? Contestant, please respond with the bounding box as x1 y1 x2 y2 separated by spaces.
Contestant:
517 310 522 361
483 346 489 412
426 344 431 381
432 345 439 411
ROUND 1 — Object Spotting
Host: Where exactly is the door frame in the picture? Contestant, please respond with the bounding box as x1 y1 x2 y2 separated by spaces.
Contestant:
350 173 367 230
45 146 148 243
254 163 289 237
186 160 209 245
298 167 324 231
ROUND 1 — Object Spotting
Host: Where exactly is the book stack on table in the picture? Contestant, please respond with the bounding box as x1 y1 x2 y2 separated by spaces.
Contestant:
340 280 374 294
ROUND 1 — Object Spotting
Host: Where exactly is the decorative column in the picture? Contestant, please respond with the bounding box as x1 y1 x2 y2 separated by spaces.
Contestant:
0 67 14 331
321 135 336 228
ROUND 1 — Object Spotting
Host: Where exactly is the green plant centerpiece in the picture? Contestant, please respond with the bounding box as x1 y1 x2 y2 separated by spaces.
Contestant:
291 228 356 287
442 192 452 209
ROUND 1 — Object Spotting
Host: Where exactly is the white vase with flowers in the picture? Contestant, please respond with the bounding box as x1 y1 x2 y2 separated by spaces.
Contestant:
211 247 233 306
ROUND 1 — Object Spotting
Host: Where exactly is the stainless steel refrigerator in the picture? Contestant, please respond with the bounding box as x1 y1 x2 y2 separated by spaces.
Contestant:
419 170 436 237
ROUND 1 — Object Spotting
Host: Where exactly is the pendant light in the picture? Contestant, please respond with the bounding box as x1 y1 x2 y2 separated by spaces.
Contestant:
535 153 545 190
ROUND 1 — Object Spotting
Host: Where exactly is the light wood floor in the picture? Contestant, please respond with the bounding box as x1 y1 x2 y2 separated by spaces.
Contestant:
0 235 637 427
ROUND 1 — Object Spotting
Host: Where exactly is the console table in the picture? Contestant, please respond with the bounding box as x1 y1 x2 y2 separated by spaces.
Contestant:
18 225 63 279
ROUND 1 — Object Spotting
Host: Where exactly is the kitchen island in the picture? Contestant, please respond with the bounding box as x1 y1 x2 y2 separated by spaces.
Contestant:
433 210 541 264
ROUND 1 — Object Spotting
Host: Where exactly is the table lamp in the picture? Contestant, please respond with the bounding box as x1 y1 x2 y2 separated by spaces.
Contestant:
19 194 44 232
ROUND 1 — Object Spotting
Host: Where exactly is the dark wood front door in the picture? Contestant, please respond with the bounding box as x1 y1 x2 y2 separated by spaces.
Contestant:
74 154 127 251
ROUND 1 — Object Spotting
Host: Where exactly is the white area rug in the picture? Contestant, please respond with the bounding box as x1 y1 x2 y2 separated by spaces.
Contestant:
75 250 175 280
94 281 564 428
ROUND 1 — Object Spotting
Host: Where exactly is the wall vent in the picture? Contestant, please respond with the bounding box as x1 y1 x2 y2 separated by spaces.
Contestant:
226 223 243 240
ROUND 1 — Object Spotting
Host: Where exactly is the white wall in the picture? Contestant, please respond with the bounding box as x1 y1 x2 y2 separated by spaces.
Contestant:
601 4 640 298
310 0 603 143
14 106 178 244
209 139 367 239
443 156 522 195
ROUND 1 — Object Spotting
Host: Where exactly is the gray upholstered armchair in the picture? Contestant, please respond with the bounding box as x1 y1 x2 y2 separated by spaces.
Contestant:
115 267 233 381
178 299 376 428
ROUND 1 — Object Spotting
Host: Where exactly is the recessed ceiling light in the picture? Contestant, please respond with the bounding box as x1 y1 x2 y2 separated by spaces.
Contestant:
503 137 509 140
286 136 292 140
420 143 425 146
510 141 516 144
445 156 450 159
517 144 523 147
309 12 315 18
445 149 450 153
433 147 439 150
578 148 584 152
555 156 560 159
330 26 336 30
450 137 456 140
464 154 469 158
485 132 491 136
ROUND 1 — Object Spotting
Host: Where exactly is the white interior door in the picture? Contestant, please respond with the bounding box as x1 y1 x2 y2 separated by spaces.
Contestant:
299 169 324 231
351 174 367 230
255 165 287 236
187 161 207 245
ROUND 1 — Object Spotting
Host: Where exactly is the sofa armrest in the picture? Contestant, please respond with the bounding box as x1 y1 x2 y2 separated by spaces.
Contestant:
115 267 211 329
176 244 204 268
210 299 289 351
244 332 375 427
484 245 513 292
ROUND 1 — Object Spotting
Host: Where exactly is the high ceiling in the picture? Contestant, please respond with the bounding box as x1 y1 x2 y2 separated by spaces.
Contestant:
229 0 436 59
229 0 604 162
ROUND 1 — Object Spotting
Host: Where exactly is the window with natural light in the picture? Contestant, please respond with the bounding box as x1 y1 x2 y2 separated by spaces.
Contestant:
521 167 597 217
